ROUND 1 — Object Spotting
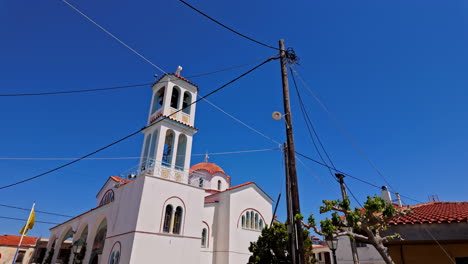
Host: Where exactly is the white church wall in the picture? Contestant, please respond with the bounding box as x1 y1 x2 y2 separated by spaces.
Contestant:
201 203 216 264
210 174 229 191
227 185 273 264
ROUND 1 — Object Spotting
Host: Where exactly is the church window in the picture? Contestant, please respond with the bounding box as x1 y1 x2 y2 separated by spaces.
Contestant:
201 228 207 248
162 130 175 167
198 178 204 188
163 205 173 233
182 92 192 114
151 88 165 114
141 134 151 170
217 180 221 191
175 134 187 170
241 210 264 231
99 190 114 206
250 211 254 229
254 213 259 229
173 206 183 234
170 86 180 109
148 132 157 164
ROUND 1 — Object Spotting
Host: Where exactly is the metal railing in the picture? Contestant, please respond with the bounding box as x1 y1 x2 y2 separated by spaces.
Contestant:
119 158 189 184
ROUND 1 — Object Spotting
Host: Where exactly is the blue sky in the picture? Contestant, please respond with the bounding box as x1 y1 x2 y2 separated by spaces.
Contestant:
1 0 468 237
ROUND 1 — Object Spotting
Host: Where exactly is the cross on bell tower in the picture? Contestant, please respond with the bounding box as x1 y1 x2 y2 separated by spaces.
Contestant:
139 68 198 183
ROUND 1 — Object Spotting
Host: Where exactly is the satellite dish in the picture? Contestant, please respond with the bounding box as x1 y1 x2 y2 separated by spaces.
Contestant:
272 111 283 120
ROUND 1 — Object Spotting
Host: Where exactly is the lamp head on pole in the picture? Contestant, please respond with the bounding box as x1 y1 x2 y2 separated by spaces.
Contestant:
325 236 339 251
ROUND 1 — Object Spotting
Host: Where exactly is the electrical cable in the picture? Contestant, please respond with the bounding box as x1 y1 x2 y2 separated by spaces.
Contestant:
0 55 275 97
177 0 279 51
290 66 336 179
290 66 397 192
0 216 59 225
0 204 72 218
0 57 276 190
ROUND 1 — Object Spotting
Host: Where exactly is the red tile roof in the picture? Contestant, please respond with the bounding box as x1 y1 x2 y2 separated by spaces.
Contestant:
154 74 199 90
390 202 468 225
190 162 225 175
226 181 255 191
204 201 218 204
0 235 37 246
110 176 131 184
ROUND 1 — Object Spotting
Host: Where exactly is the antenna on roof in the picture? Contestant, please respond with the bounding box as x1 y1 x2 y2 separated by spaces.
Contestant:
428 194 440 202
204 151 209 163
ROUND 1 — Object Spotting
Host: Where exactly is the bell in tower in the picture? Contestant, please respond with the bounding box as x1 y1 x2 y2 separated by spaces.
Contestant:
139 67 198 184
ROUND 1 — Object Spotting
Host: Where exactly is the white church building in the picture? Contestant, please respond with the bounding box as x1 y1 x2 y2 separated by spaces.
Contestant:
45 73 274 264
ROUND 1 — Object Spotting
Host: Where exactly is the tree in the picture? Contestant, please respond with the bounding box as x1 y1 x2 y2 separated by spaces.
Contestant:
301 195 411 264
248 222 316 264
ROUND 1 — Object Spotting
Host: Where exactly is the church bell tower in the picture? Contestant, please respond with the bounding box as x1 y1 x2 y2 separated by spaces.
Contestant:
139 69 198 183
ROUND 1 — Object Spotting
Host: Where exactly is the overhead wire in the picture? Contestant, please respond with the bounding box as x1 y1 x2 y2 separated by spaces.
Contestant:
290 66 397 192
0 216 59 225
0 55 275 97
0 204 72 218
177 0 279 51
0 148 280 160
0 57 276 190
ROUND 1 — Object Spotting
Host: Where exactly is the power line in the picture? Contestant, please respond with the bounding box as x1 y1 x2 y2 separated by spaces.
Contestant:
177 0 279 51
62 0 167 74
0 216 59 225
0 83 152 97
0 147 280 160
290 66 397 192
0 56 275 97
0 57 276 190
0 204 72 218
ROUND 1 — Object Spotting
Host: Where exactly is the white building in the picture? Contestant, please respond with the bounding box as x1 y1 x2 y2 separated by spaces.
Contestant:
45 73 273 264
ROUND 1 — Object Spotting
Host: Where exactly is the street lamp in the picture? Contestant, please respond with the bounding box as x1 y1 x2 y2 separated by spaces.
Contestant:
325 236 338 264
72 239 84 264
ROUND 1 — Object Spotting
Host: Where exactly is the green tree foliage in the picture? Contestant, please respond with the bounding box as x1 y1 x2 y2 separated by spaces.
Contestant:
302 195 411 264
248 222 316 264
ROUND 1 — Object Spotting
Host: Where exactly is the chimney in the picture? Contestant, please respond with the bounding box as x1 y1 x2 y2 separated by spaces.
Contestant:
381 186 392 203
395 192 403 207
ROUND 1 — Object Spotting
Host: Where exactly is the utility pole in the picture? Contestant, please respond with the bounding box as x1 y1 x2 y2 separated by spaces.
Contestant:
279 39 305 264
283 143 296 262
336 173 360 264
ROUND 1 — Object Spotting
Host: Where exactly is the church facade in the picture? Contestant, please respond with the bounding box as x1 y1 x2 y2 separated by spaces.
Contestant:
45 73 273 264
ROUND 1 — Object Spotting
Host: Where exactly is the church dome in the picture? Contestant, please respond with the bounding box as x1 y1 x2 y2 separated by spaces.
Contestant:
190 162 225 175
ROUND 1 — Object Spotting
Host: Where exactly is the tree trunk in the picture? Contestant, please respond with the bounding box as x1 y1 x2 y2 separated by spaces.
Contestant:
372 242 395 264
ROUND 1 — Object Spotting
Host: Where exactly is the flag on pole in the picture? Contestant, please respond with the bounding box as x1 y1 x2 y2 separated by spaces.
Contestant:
19 207 35 236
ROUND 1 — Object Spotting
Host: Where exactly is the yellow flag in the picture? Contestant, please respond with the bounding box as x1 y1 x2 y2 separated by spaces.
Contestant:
19 208 35 236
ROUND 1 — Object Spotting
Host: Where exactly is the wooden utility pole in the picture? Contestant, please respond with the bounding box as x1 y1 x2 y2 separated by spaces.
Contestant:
279 39 305 264
336 173 360 264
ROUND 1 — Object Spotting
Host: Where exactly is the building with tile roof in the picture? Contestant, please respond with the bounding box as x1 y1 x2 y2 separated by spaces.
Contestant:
45 72 273 264
0 235 37 264
385 201 468 264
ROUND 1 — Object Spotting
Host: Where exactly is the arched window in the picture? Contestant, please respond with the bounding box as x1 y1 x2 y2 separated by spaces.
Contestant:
151 88 165 114
201 228 207 248
141 133 151 170
175 134 187 170
240 209 264 231
163 205 173 233
182 92 192 114
250 211 254 229
173 207 183 234
99 190 114 206
91 219 107 264
255 213 259 229
162 130 175 167
198 178 204 188
148 132 158 163
170 86 180 109
217 180 222 191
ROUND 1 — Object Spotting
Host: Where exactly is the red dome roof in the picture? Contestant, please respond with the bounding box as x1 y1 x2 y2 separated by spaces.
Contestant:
190 162 225 175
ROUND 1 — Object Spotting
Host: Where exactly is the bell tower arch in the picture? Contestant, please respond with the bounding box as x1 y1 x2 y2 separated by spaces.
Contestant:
139 70 198 183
